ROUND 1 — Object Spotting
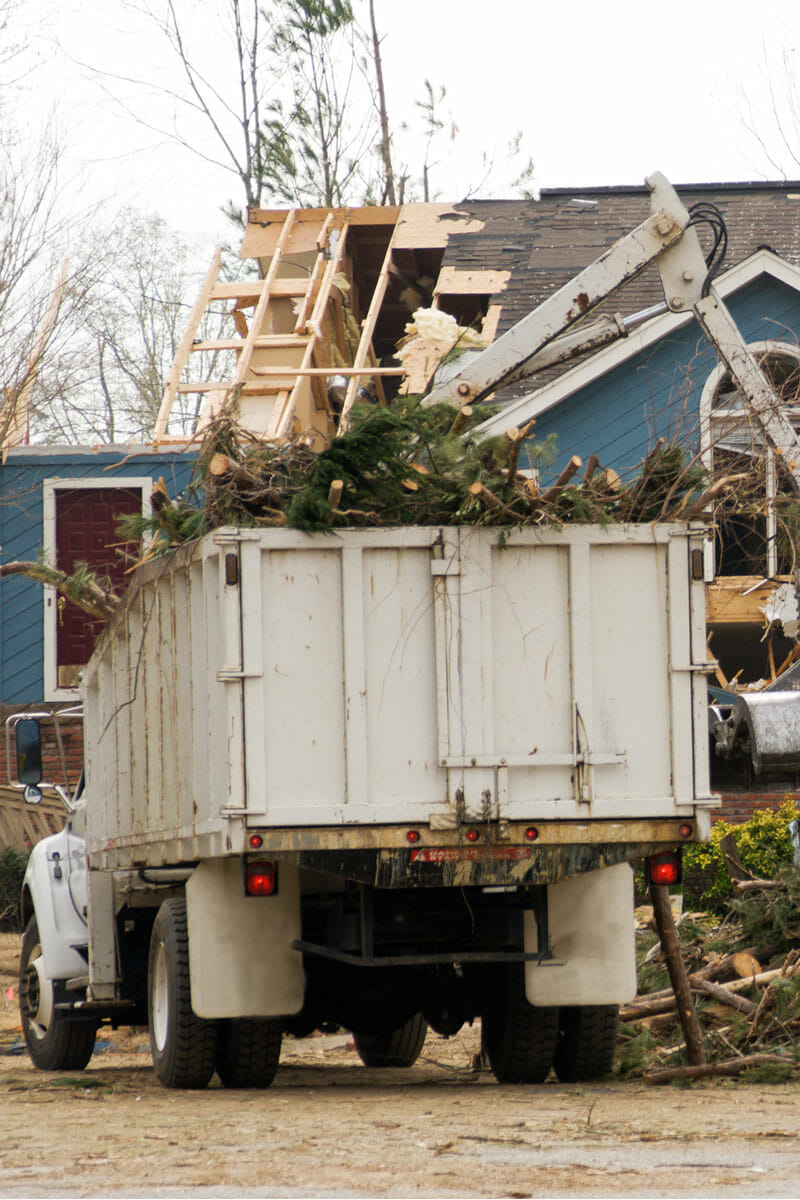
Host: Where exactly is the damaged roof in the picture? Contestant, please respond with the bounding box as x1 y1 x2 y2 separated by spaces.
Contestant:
441 180 800 339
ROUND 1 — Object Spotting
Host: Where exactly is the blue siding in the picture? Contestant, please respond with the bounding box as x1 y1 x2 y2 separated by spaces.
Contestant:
0 450 196 703
525 277 800 485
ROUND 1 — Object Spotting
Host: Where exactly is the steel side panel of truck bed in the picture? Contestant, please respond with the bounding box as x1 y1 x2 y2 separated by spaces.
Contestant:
82 523 710 863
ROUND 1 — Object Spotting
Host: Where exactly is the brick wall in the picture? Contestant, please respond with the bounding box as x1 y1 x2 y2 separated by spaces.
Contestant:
711 791 800 824
0 703 85 793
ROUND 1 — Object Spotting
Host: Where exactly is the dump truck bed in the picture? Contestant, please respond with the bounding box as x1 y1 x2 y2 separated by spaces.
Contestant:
83 523 712 869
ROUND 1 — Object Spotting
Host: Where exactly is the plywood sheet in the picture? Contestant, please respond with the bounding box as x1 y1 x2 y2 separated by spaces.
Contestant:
435 267 511 295
241 205 399 259
393 203 485 249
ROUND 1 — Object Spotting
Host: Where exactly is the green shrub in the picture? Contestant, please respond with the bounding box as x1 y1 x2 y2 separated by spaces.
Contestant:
683 799 800 911
0 846 28 931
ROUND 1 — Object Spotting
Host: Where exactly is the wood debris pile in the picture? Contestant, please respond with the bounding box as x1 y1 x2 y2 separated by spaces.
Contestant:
137 400 711 551
0 399 726 618
623 870 800 1084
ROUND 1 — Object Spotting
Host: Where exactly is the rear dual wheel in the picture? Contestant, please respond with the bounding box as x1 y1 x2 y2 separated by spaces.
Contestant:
482 965 559 1084
148 898 217 1089
148 898 283 1089
483 967 619 1085
553 1004 618 1082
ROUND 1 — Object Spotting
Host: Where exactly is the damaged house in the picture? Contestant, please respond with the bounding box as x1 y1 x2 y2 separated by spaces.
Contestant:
5 177 800 831
150 180 800 803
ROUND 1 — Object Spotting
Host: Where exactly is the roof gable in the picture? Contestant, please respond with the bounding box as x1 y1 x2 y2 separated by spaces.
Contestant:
475 249 800 438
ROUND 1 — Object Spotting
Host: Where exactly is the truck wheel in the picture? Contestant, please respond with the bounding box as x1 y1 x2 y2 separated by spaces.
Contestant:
148 898 216 1089
216 1018 282 1088
483 965 558 1084
19 916 98 1071
353 1012 428 1067
553 1004 619 1082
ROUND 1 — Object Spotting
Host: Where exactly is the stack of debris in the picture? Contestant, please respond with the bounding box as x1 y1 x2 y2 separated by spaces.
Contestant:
0 398 727 617
624 870 800 1084
135 400 712 547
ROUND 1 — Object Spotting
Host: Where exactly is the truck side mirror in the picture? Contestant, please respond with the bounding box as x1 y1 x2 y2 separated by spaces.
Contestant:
16 718 43 786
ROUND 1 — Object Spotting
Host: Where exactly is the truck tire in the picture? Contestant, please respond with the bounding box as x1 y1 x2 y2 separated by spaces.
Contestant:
19 916 98 1071
216 1018 282 1088
553 1004 619 1082
353 1012 428 1067
148 898 216 1089
483 965 558 1084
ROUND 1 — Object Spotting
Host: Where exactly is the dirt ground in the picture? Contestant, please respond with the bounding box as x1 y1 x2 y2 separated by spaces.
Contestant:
3 933 800 1200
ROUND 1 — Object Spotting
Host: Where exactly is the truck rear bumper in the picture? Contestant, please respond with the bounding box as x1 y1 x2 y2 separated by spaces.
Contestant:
259 816 706 888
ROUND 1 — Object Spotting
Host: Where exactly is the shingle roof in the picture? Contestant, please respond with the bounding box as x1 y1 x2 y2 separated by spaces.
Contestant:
441 180 800 336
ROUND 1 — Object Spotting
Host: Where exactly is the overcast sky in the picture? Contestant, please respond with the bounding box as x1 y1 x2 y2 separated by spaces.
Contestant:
17 0 800 254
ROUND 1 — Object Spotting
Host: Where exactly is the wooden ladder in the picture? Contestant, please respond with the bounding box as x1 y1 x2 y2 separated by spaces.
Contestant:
152 210 342 443
152 207 407 445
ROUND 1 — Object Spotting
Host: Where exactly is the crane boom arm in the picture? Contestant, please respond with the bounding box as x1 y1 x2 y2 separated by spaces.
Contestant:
423 172 800 494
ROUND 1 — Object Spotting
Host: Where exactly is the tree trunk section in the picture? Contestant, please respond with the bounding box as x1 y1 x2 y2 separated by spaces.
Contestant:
649 883 706 1065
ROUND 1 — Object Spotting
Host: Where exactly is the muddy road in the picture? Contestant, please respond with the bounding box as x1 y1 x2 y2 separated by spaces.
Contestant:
3 934 800 1198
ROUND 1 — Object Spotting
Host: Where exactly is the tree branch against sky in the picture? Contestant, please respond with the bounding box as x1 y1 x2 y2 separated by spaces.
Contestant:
735 44 800 180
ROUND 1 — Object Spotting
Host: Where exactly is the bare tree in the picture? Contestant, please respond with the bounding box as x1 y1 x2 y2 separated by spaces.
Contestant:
82 0 380 221
32 211 226 443
734 46 800 179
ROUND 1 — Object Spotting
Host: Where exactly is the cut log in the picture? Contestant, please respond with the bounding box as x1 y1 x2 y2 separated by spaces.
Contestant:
643 1053 792 1085
719 832 751 882
650 883 706 1065
468 481 502 509
541 455 582 502
732 951 762 979
582 454 600 485
327 479 344 510
601 467 621 493
620 995 679 1021
207 452 260 489
448 405 473 437
681 472 750 520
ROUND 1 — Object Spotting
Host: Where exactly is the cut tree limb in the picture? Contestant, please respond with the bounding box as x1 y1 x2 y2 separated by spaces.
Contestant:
649 883 706 1065
690 977 756 1014
643 1053 792 1085
0 561 118 620
541 455 582 502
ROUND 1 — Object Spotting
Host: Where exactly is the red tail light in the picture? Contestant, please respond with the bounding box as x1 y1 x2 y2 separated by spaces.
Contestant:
647 851 681 886
246 861 277 896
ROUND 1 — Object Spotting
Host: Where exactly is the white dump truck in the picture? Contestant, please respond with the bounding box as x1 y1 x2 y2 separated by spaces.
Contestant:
12 519 712 1087
15 171 795 1090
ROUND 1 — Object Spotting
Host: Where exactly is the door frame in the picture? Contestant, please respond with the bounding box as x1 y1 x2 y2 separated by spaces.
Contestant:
43 476 152 701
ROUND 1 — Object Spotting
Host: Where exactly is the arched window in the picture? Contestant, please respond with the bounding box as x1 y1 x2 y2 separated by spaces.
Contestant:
700 341 800 578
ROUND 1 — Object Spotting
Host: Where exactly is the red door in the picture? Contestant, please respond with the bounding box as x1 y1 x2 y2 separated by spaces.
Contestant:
55 487 142 688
